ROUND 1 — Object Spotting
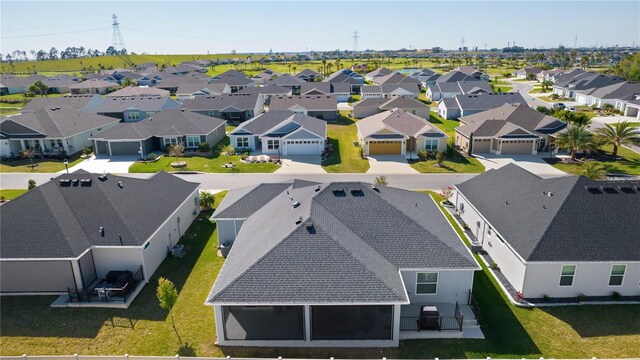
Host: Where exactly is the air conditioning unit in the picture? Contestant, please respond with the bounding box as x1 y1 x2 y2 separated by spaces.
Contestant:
171 244 185 258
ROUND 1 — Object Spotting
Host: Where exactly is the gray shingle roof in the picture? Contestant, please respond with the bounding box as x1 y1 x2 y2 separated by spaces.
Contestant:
106 86 170 97
269 95 337 111
181 93 260 111
454 92 527 111
0 171 199 259
229 110 326 138
456 164 640 262
357 109 447 139
22 94 104 112
457 103 566 137
266 74 306 86
96 96 180 113
207 181 477 304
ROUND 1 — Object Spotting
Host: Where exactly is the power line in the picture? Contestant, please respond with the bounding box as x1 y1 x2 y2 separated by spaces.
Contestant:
0 28 109 39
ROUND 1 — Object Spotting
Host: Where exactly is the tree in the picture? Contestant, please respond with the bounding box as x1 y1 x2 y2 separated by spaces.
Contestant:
156 277 181 345
373 175 388 186
435 151 446 165
27 179 36 190
614 53 640 81
168 143 185 165
31 80 49 96
555 125 595 161
20 148 35 169
199 190 215 211
120 77 136 88
581 161 606 180
594 121 640 158
541 80 553 92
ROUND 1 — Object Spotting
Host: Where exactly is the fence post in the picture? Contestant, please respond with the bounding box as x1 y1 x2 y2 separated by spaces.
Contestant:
124 354 129 360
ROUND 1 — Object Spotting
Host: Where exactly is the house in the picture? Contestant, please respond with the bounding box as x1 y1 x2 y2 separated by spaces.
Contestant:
351 96 429 119
364 67 394 82
41 75 80 94
426 81 492 102
266 74 306 95
206 180 480 347
69 79 118 95
536 68 564 83
454 103 567 155
0 170 200 307
176 83 231 101
269 95 338 121
96 96 181 122
106 86 170 98
181 93 264 123
251 69 281 85
153 76 208 95
437 92 527 119
454 164 640 301
0 75 45 94
210 71 256 93
357 108 448 156
454 66 489 82
575 81 640 108
351 63 368 73
409 69 441 87
0 107 119 157
621 97 640 120
513 67 544 80
228 110 326 155
22 94 106 113
136 72 164 86
372 72 420 87
324 70 364 93
90 109 226 156
236 85 293 105
552 72 623 99
295 68 322 82
436 70 484 84
300 82 350 102
361 83 420 99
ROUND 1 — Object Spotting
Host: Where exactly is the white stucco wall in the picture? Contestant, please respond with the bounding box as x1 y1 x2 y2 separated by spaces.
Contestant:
400 269 474 304
523 262 640 298
216 219 244 245
92 247 144 279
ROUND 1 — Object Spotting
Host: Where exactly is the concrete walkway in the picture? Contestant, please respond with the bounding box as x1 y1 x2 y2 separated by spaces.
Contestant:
366 155 419 174
275 155 326 174
63 155 137 174
474 153 566 177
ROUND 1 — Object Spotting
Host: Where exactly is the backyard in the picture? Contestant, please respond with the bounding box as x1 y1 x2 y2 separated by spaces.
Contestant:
1 190 638 358
128 139 279 173
321 113 370 173
552 145 640 176
0 152 85 173
0 188 28 200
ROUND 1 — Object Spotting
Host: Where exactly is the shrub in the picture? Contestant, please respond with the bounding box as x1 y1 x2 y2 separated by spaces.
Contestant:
578 293 588 302
198 142 210 152
543 295 550 302
374 175 388 186
550 94 560 100
241 152 249 160
147 152 157 160
490 262 499 270
0 195 6 202
436 151 445 164
417 149 428 161
82 145 93 156
57 150 67 160
611 291 621 300
446 138 456 157
27 179 36 190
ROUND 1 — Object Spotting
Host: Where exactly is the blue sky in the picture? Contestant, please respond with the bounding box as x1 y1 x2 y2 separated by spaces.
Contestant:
1 1 639 55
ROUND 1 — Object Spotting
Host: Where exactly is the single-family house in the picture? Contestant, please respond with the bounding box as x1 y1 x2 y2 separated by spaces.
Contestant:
22 94 106 113
351 96 429 119
295 69 322 82
266 74 306 95
372 72 420 87
210 71 256 93
269 95 338 121
90 109 226 156
176 83 231 101
0 75 46 94
436 70 483 84
324 70 364 93
552 72 623 100
207 180 481 346
236 85 293 105
536 68 564 83
454 103 567 155
0 107 119 157
228 110 327 156
454 164 640 301
361 84 420 99
621 97 640 120
513 67 544 80
454 66 489 82
437 92 527 119
300 82 351 102
181 93 264 123
251 69 281 85
409 69 441 87
96 96 181 122
357 108 448 156
41 75 80 94
0 170 200 307
69 79 119 95
427 81 492 102
106 86 170 98
364 67 394 82
575 81 640 108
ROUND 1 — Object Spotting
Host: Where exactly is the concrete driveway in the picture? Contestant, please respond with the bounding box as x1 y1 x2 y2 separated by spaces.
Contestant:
275 155 326 174
63 155 137 174
366 155 418 174
474 153 566 177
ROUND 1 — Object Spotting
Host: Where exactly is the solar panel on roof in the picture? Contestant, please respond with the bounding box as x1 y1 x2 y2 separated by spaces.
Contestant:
586 187 602 194
619 187 636 194
602 187 618 194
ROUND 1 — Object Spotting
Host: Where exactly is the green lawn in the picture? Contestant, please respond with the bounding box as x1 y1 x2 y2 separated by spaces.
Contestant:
321 113 370 173
427 111 458 137
553 145 640 176
409 153 485 173
0 189 28 200
0 153 84 173
129 139 278 173
1 191 639 358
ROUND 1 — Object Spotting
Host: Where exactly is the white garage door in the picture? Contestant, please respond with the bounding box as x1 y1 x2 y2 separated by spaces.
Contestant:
285 140 321 155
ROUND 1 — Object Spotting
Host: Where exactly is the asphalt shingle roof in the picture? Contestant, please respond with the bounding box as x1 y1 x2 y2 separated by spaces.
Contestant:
456 164 640 262
1 107 119 138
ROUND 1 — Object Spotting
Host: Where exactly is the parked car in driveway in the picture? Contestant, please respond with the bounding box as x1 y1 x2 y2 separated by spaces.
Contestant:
553 102 566 110
567 106 576 112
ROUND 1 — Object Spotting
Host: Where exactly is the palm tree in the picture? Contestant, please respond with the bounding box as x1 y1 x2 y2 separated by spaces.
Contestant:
199 190 216 211
555 125 595 161
581 161 606 180
120 77 136 88
594 121 640 158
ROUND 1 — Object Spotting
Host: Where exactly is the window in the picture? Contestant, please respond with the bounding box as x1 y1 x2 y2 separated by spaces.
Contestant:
146 112 154 118
126 112 140 121
236 137 249 148
186 135 201 148
207 111 218 117
163 137 178 146
267 139 279 150
609 265 626 286
425 139 439 150
416 272 438 294
559 265 576 286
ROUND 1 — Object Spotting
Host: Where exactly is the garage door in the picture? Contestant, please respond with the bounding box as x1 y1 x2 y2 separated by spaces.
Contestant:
109 141 141 156
95 140 109 155
286 140 320 155
501 140 534 154
369 141 402 155
472 139 491 153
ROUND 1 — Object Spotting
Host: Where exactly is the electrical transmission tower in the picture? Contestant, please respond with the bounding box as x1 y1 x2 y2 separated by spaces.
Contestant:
112 14 134 67
352 31 359 52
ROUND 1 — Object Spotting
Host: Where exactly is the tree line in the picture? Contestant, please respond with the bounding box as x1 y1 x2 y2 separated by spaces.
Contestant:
1 46 128 63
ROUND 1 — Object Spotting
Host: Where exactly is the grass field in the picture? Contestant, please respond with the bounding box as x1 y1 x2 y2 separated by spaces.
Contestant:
427 111 459 137
409 153 485 173
553 145 640 176
0 189 28 200
0 153 84 173
322 113 369 173
2 190 638 358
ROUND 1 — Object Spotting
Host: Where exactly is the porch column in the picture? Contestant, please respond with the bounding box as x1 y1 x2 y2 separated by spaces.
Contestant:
108 141 113 156
19 139 26 150
71 259 84 289
392 304 401 346
38 139 46 153
497 140 503 155
213 305 226 345
304 305 311 342
531 140 537 155
62 140 70 154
